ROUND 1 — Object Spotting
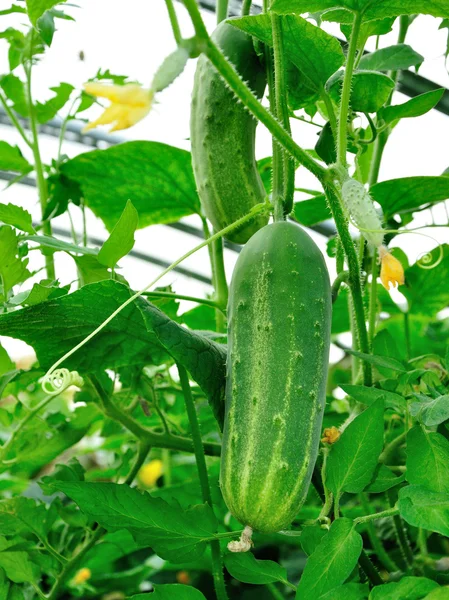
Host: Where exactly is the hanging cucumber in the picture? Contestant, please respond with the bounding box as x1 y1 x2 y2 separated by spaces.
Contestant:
190 21 269 244
220 221 331 534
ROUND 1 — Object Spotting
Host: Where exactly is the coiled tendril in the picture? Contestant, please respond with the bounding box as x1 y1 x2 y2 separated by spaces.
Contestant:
42 368 84 395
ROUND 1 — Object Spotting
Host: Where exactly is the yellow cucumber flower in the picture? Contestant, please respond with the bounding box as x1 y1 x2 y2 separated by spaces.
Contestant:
73 568 91 585
321 426 340 445
82 82 153 133
379 246 405 291
139 459 163 487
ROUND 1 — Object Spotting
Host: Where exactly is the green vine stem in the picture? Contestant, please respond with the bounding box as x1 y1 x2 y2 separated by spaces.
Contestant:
89 375 221 456
324 184 372 385
354 505 399 525
164 0 182 45
358 549 384 586
216 0 229 24
182 0 326 182
271 10 294 218
241 0 252 16
177 364 228 600
337 11 362 166
331 271 349 303
0 92 33 149
211 236 229 332
368 248 378 347
24 35 55 281
388 489 414 569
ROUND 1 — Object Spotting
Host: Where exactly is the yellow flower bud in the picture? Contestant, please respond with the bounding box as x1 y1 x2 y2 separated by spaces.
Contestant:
321 426 340 444
82 82 153 133
379 246 405 291
73 567 91 585
139 459 163 487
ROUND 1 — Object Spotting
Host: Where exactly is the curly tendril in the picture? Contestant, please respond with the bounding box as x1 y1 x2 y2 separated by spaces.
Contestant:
42 369 84 395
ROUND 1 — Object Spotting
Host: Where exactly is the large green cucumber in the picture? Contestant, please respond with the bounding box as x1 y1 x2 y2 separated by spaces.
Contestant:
190 21 269 244
220 221 331 533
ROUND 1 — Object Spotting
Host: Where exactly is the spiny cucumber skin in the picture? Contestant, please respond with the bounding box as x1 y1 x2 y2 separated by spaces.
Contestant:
220 221 331 533
190 21 268 244
341 179 384 248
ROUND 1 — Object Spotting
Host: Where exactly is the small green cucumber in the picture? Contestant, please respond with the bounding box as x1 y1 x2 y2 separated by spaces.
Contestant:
220 221 331 533
190 21 269 244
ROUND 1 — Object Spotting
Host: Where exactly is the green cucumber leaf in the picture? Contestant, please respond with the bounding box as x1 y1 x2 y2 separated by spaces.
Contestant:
320 583 369 600
370 177 449 218
398 485 449 536
339 384 405 413
0 142 32 175
25 0 66 26
294 195 331 226
373 330 405 377
295 518 362 599
369 577 438 600
270 0 449 21
229 14 344 91
35 82 74 123
358 44 423 72
406 426 449 493
0 204 35 234
0 280 226 427
225 552 290 586
410 394 449 427
0 552 38 584
97 200 139 268
0 226 31 301
365 464 405 494
327 70 395 113
326 398 385 496
380 89 444 124
346 350 407 373
45 481 218 563
61 141 201 230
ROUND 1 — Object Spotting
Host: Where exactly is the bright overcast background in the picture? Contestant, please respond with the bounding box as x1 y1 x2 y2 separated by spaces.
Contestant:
1 0 448 362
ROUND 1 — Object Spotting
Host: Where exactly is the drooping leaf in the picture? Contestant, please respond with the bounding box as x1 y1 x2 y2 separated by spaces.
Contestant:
398 485 449 536
294 195 331 226
0 204 35 234
339 384 405 413
295 518 362 599
327 70 395 113
370 177 449 218
373 329 404 377
35 82 74 123
229 14 344 92
225 552 290 586
0 280 227 427
379 89 444 124
346 350 407 373
365 464 405 494
270 0 449 21
315 122 337 165
0 226 31 301
406 426 449 493
97 200 139 268
358 44 423 72
25 0 67 26
0 142 32 175
326 398 384 496
369 577 438 600
46 481 218 563
61 141 201 231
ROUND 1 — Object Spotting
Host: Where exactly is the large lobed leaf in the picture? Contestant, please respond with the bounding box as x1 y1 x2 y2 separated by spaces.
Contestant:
61 141 201 231
46 481 218 563
0 280 227 427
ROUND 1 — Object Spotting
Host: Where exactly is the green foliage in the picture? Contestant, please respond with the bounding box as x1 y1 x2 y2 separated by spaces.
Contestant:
327 70 395 113
0 204 35 234
97 200 139 268
61 141 201 230
379 89 444 124
0 142 32 174
224 552 290 586
358 44 423 71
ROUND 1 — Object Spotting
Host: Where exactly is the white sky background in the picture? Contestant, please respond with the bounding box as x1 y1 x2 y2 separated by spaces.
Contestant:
1 1 449 362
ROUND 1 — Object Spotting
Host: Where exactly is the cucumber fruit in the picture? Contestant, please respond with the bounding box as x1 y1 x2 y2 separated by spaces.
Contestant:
190 21 268 244
220 221 331 533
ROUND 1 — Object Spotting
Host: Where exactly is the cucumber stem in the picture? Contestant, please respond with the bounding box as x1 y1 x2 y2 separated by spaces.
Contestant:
337 10 362 167
212 235 229 332
177 364 229 600
164 0 182 45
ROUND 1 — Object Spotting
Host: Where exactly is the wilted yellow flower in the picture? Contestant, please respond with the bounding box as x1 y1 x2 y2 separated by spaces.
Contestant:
82 82 153 132
73 567 91 585
379 246 405 291
139 459 163 487
321 426 340 444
